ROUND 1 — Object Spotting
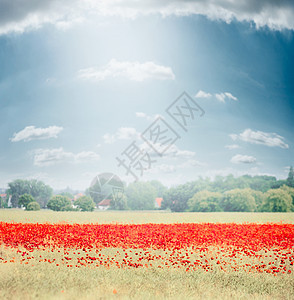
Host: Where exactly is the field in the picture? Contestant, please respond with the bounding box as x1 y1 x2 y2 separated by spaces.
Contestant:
1 209 294 224
0 210 294 299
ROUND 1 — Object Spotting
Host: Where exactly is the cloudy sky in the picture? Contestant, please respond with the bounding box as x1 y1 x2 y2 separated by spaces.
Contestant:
0 0 293 190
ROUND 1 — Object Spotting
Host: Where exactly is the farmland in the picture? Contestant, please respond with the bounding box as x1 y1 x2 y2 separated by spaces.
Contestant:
0 211 294 299
1 209 294 224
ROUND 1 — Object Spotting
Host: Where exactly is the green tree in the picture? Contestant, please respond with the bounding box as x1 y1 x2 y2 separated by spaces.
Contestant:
27 202 40 211
280 185 294 209
126 182 156 210
261 188 293 212
110 194 128 210
8 179 30 207
74 196 95 212
162 187 187 212
149 180 167 197
18 194 35 210
188 190 222 212
59 192 74 199
47 195 72 211
287 166 294 188
162 181 204 212
0 194 8 208
224 175 249 190
29 179 53 208
220 188 256 212
61 205 77 211
85 182 104 205
250 190 265 212
249 175 278 192
7 179 52 208
207 175 278 193
271 179 287 189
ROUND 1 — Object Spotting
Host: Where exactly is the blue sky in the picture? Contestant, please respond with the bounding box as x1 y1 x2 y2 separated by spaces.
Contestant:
0 1 293 190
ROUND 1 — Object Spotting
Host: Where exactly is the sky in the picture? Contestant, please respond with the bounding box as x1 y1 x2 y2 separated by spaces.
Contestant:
0 0 293 191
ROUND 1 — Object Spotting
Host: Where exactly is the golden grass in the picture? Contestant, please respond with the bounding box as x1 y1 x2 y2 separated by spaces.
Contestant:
1 246 293 300
0 209 294 224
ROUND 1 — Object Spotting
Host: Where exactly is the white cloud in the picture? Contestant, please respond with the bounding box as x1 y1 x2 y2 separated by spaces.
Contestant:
145 158 205 175
78 59 175 82
0 0 84 35
224 92 238 101
230 134 238 141
174 148 196 159
146 164 176 174
215 93 226 103
158 164 176 173
136 112 147 118
135 112 163 121
215 92 238 103
179 159 206 168
230 129 289 149
103 133 116 144
117 127 139 140
34 148 73 166
103 127 140 144
93 1 294 30
195 90 238 102
140 143 196 159
33 147 100 166
195 90 212 98
75 151 100 161
225 144 240 150
231 154 256 164
11 125 63 142
1 0 294 35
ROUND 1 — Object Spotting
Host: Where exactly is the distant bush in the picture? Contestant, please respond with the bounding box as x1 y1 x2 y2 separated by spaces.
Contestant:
18 194 35 210
74 196 95 212
188 190 222 212
47 195 72 211
61 204 78 211
220 189 256 212
126 182 156 210
261 188 293 212
27 202 40 211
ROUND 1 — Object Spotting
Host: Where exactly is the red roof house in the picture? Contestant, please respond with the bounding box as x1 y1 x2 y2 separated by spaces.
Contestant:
155 197 163 208
74 193 84 201
98 199 111 210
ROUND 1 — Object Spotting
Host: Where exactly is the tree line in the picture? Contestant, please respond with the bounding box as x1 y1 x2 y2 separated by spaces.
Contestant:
162 168 294 212
1 167 294 212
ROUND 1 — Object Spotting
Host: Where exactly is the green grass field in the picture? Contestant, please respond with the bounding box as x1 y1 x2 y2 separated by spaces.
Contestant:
1 210 294 300
1 209 294 224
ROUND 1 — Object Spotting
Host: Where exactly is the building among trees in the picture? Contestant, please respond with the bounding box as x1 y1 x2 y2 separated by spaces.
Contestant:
98 199 111 210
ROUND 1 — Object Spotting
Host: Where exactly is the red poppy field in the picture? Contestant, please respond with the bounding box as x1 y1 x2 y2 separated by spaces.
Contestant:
1 222 294 275
0 212 294 299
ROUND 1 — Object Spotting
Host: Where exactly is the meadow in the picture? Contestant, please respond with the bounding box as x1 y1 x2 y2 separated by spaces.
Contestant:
1 209 294 224
0 210 294 300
